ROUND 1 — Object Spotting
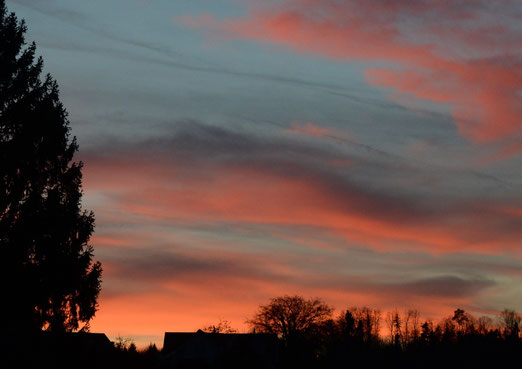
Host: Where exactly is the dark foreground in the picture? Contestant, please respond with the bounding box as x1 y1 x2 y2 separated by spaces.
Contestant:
1 330 520 369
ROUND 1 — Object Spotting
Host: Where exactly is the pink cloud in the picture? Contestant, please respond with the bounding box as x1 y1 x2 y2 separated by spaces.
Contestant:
84 156 522 254
91 243 492 347
286 121 355 144
81 124 521 345
179 0 522 157
287 121 332 138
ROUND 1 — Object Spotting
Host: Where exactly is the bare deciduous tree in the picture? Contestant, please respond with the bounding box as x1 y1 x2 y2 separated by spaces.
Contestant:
248 295 333 344
499 309 521 339
403 309 420 344
350 306 381 343
385 311 395 343
202 319 237 333
385 310 402 345
477 316 493 335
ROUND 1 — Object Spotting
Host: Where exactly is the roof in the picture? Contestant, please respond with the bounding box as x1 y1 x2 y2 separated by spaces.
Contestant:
163 331 278 352
163 332 199 352
163 331 279 368
36 331 113 350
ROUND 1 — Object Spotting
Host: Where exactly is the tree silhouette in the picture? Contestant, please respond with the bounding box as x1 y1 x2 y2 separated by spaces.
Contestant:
248 295 333 345
337 309 356 338
202 319 238 333
452 308 471 336
499 309 521 339
0 0 101 333
350 306 381 343
385 310 401 345
420 320 433 344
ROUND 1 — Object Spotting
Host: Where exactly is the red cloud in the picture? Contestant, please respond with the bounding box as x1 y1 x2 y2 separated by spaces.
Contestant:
288 121 332 138
179 0 522 157
84 156 522 254
91 241 495 348
85 142 522 346
91 278 477 348
286 121 355 145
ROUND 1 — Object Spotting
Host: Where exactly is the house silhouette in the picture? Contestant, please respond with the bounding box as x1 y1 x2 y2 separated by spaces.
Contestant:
163 330 279 369
1 331 114 369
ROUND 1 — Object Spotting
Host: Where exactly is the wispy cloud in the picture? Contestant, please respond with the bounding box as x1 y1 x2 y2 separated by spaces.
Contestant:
178 0 522 158
81 121 522 254
13 0 408 117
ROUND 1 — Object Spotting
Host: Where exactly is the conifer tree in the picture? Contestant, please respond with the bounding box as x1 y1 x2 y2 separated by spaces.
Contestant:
0 0 101 332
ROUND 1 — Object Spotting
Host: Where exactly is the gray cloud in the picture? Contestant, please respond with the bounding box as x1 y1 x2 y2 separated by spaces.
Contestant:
80 120 522 250
11 0 455 119
103 248 245 281
99 245 296 298
102 244 498 301
389 275 496 298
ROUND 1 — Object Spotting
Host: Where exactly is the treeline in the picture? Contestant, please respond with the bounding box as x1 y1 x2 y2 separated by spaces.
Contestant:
321 306 521 347
2 295 521 369
247 295 522 369
107 296 522 368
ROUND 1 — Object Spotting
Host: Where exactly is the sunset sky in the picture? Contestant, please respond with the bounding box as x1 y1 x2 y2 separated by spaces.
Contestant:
9 0 522 347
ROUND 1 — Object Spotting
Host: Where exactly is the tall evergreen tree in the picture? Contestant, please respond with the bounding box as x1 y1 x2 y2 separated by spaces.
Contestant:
0 0 101 333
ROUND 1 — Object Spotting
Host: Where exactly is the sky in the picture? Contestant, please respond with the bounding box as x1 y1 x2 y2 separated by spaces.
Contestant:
7 0 522 347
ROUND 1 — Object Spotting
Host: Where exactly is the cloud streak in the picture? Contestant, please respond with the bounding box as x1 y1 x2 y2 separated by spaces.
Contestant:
82 121 522 254
13 0 413 119
179 0 522 157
